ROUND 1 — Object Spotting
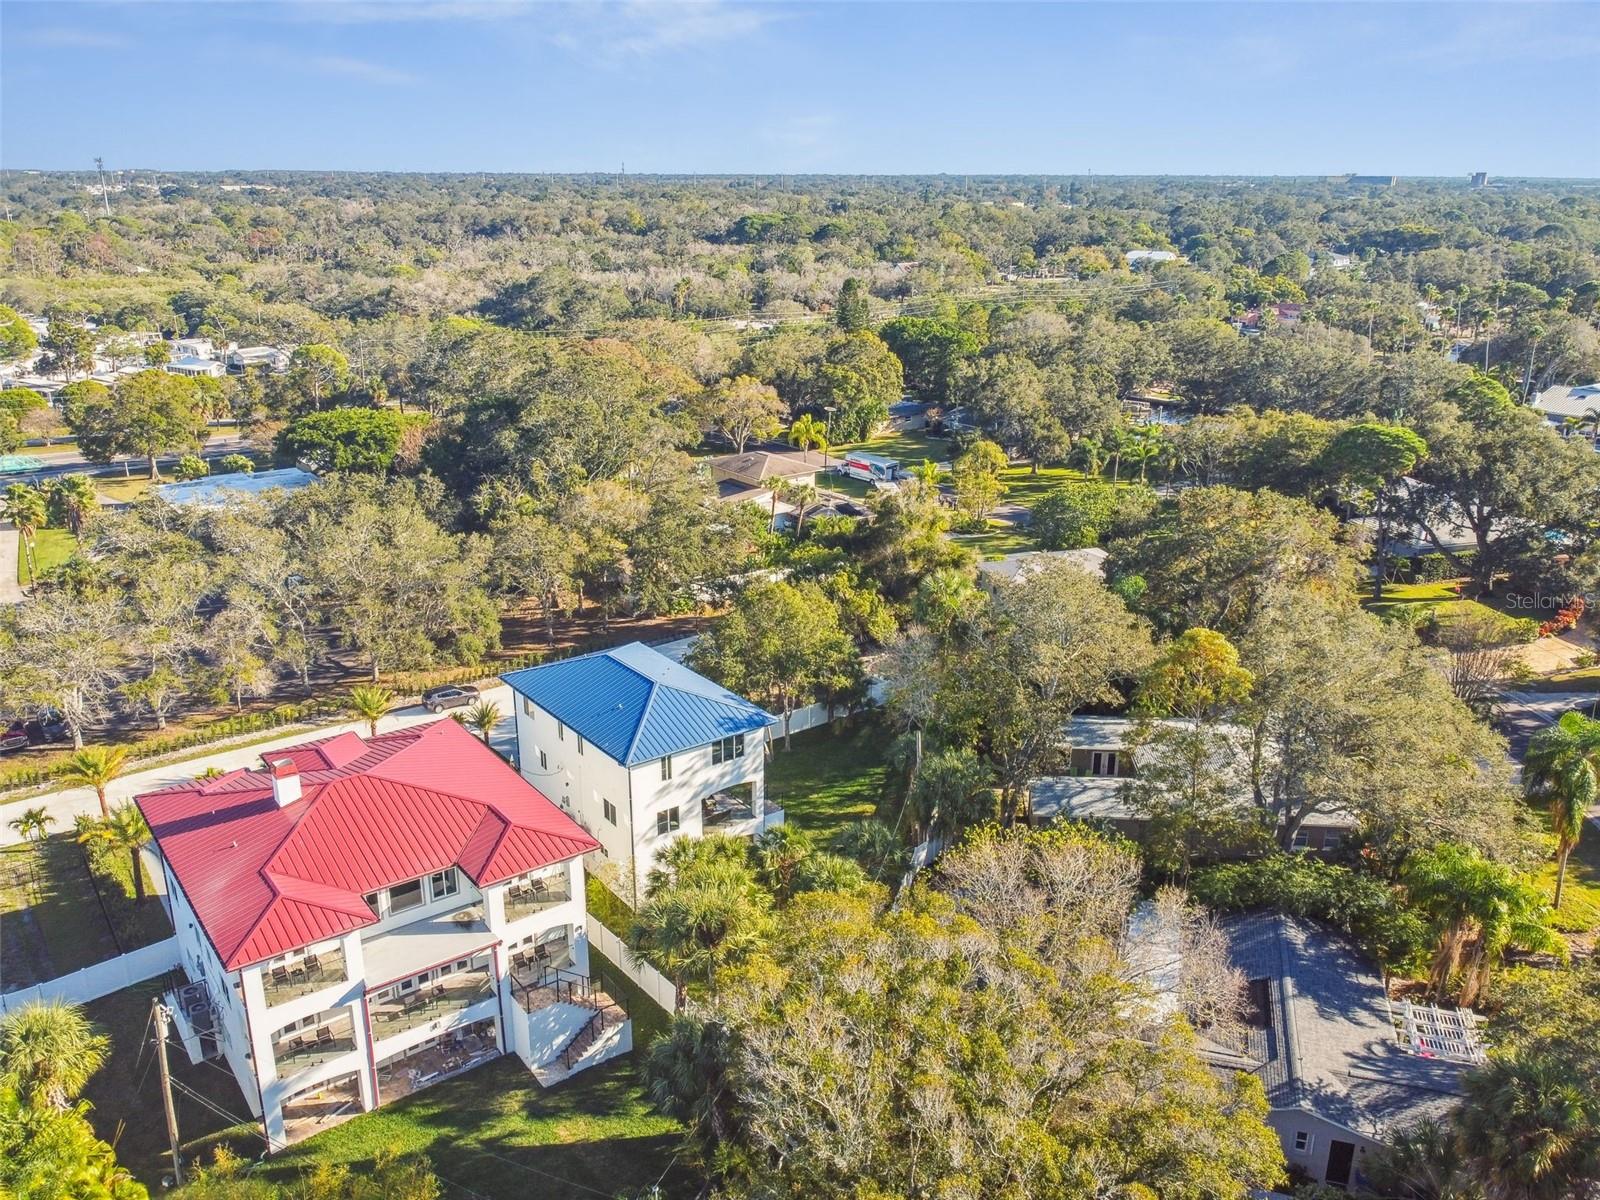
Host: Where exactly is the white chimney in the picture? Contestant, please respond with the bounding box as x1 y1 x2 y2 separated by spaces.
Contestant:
268 758 301 807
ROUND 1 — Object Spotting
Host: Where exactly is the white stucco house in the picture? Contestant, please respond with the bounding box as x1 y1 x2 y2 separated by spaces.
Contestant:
502 642 782 901
137 718 627 1149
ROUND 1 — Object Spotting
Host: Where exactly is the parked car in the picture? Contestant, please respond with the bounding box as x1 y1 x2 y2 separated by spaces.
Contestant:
0 722 30 754
0 709 69 753
421 684 480 713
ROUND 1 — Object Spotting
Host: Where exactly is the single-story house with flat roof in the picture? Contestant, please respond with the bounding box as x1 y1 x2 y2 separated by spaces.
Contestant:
976 548 1107 591
1031 715 1357 851
155 467 318 508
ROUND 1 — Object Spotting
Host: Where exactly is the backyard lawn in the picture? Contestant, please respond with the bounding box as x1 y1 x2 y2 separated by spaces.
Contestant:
1 831 169 988
16 525 76 586
833 429 951 466
82 963 684 1195
92 472 157 504
765 721 890 841
951 522 1038 560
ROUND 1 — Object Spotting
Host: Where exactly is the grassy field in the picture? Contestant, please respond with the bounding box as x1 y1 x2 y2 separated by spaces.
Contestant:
951 523 1038 560
832 429 951 466
92 473 156 504
16 525 77 586
1529 816 1600 941
1360 579 1539 642
995 463 1095 506
765 721 891 842
1 831 169 987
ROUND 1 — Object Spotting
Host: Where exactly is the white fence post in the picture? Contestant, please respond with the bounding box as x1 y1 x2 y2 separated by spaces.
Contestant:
0 936 182 1013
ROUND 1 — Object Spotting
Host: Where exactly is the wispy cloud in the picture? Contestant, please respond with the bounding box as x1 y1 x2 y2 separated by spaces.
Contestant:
14 27 133 50
306 53 417 84
283 0 533 24
543 1 783 65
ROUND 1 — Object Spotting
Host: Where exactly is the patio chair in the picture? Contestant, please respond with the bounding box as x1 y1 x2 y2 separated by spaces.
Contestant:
304 952 321 975
270 965 290 990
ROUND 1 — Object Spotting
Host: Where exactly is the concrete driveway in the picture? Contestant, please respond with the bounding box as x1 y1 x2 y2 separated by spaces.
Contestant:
1497 690 1599 763
0 523 22 605
0 684 518 845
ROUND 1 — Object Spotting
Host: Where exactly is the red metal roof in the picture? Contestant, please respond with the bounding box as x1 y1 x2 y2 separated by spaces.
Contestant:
137 718 598 970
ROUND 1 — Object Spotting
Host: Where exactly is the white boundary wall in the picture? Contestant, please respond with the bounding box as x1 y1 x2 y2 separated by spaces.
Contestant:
588 920 678 1014
1 936 181 1013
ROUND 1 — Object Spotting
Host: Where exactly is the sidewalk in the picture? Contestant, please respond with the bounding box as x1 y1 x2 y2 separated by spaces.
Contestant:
0 684 517 845
0 523 21 605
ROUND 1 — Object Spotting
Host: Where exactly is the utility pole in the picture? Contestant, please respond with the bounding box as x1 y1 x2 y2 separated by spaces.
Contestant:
94 157 111 216
152 999 184 1187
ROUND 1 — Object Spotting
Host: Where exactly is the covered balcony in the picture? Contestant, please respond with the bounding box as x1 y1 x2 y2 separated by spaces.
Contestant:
503 871 573 922
262 945 348 1007
368 961 495 1041
281 1073 362 1145
361 905 491 989
376 1019 500 1104
701 784 784 836
272 1011 357 1076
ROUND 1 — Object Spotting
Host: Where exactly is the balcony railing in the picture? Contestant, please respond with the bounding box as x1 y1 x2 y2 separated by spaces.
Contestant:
263 950 348 1006
273 1028 357 1074
369 971 494 1040
504 882 572 922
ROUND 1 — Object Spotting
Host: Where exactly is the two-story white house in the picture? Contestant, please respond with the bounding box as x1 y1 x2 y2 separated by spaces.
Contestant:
137 718 628 1150
502 642 781 902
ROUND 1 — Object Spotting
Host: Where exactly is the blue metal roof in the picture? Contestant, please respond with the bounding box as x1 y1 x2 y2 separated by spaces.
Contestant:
501 642 776 767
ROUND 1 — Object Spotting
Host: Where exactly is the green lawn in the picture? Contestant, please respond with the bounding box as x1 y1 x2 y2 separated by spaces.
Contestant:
1 832 169 987
16 525 77 586
92 473 156 504
1526 801 1600 939
951 522 1038 560
832 429 951 466
995 463 1096 506
765 721 890 842
258 1055 689 1199
1360 579 1538 643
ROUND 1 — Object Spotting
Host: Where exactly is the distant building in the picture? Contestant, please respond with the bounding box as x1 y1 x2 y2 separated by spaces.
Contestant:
1125 249 1179 267
166 355 227 379
976 548 1107 592
1470 171 1489 187
155 467 318 508
1340 175 1398 187
708 448 821 514
227 345 293 374
1531 383 1600 446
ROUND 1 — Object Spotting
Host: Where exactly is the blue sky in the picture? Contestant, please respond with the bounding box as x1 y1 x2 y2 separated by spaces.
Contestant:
3 1 1598 176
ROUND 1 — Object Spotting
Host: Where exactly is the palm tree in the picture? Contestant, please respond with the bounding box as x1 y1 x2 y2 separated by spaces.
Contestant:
787 413 829 465
1 482 46 589
7 805 54 845
1459 1055 1600 1200
76 803 152 902
631 845 774 1006
348 685 393 737
463 699 503 747
0 999 110 1109
1524 712 1600 910
61 746 129 820
783 480 820 537
45 474 98 542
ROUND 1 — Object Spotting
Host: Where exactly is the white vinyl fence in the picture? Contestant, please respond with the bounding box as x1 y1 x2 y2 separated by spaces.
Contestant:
0 936 181 1014
589 920 678 1014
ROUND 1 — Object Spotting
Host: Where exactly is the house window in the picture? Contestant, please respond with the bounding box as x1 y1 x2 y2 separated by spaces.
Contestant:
1294 1131 1313 1153
656 806 681 837
428 869 458 901
522 697 535 716
577 735 585 756
660 755 673 781
557 721 565 741
1090 751 1118 777
388 878 424 914
603 798 618 825
539 749 548 770
712 734 745 765
1323 832 1342 850
1291 831 1311 851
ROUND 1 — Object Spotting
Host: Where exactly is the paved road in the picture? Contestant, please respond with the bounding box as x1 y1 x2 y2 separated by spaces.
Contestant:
1497 690 1599 762
0 684 518 845
1 435 251 486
